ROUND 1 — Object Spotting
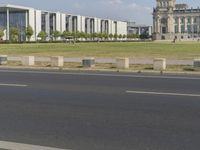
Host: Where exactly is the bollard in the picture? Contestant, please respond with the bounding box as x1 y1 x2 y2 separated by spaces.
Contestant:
193 59 200 71
0 55 8 65
51 56 64 67
153 58 166 71
22 56 35 66
116 58 129 69
82 57 95 68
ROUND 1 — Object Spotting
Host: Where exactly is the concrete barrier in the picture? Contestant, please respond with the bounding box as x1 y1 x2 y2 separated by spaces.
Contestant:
82 57 95 68
116 58 129 69
153 58 166 70
193 59 200 71
22 56 35 66
51 56 64 67
0 55 8 65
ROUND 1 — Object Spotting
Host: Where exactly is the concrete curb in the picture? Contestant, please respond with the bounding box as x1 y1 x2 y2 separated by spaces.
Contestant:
0 65 200 76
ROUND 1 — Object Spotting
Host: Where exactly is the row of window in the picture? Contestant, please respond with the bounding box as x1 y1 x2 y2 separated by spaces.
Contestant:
159 1 169 8
175 17 200 24
174 25 199 33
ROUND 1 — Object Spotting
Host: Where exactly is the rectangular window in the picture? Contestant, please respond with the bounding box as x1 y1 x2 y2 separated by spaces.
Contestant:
174 25 178 33
181 25 185 33
187 25 191 33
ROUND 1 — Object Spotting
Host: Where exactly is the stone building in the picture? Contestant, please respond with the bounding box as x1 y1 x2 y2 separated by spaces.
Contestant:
153 0 200 40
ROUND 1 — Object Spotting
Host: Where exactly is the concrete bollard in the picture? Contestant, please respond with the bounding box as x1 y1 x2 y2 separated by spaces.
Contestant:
22 56 35 66
0 55 8 65
82 57 95 68
153 58 166 70
51 56 64 67
116 58 129 69
193 59 200 71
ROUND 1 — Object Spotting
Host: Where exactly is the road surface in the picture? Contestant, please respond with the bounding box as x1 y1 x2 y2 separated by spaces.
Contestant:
0 69 200 150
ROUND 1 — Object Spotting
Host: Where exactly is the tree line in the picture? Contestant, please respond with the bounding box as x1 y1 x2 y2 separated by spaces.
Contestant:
0 25 145 42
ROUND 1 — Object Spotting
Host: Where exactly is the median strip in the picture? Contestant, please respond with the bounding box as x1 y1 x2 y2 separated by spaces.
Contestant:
0 140 70 150
126 90 200 97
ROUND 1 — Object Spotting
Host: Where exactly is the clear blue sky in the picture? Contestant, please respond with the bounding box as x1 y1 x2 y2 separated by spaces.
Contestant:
0 0 198 25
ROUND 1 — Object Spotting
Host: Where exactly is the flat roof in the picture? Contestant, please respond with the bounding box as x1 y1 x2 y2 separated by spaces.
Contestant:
0 4 33 10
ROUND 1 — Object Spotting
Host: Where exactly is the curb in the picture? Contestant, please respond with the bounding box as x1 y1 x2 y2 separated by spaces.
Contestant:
0 65 200 76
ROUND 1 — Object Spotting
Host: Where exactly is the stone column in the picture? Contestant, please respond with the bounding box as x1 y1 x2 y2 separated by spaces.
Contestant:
156 17 160 33
184 17 188 33
153 17 156 33
6 8 9 41
191 17 194 33
178 17 181 33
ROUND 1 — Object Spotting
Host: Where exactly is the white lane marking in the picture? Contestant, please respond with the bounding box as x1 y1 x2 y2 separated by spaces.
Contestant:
126 90 200 97
0 83 28 87
0 140 70 150
0 69 200 80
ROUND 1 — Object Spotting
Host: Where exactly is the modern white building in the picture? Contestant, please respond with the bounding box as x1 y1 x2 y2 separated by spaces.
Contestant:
127 21 152 36
0 4 127 41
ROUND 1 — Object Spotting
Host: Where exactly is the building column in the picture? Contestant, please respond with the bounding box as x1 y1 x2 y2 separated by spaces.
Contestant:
178 17 181 33
153 17 156 33
45 13 50 37
87 18 90 33
6 8 9 41
156 17 160 33
167 15 174 33
68 16 72 32
184 17 188 33
191 17 194 34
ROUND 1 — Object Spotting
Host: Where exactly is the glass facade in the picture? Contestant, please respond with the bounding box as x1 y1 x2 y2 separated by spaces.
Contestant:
9 11 26 41
41 13 46 32
50 13 56 35
0 12 7 29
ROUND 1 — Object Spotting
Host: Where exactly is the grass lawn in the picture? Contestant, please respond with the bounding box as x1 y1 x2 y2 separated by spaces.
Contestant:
0 41 200 59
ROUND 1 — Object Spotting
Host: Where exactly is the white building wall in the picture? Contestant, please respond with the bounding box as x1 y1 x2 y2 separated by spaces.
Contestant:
28 8 35 41
78 16 82 32
111 21 116 34
108 20 112 34
117 21 127 35
56 12 61 31
81 16 85 32
35 10 41 41
60 14 66 32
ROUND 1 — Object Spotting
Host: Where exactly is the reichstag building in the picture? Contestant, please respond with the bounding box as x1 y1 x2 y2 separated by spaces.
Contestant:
153 0 200 40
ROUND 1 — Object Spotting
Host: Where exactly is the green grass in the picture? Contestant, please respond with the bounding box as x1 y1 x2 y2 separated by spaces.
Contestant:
0 41 200 59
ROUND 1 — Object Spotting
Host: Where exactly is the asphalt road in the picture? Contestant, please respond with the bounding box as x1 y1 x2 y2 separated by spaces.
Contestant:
0 69 200 150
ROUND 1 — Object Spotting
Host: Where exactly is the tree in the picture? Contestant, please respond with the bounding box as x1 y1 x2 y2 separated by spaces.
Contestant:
91 32 98 40
53 30 61 41
79 32 86 39
26 25 33 41
85 33 91 40
37 31 48 41
102 33 109 40
123 34 127 39
118 34 122 39
97 32 104 40
0 28 4 40
109 33 114 40
10 27 19 42
62 31 72 39
114 34 118 40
